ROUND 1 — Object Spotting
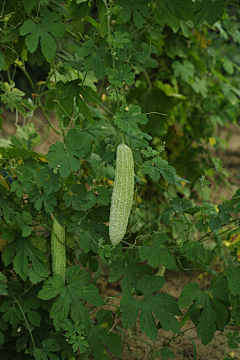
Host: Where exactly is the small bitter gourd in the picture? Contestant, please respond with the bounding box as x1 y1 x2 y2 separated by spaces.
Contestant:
51 218 66 281
109 144 134 246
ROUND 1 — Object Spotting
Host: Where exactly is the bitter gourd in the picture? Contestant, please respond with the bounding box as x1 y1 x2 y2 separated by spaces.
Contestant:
51 218 66 281
109 144 134 246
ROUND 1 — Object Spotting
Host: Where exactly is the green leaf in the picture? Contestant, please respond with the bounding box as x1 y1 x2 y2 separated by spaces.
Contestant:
10 180 25 198
33 338 61 360
97 0 108 37
84 121 116 139
0 188 18 223
121 275 181 341
135 42 158 69
106 63 135 88
37 167 63 195
114 105 148 132
172 60 195 82
197 293 217 345
109 250 152 295
63 184 92 211
108 31 130 49
228 267 240 296
227 331 240 350
20 295 41 327
169 197 192 213
2 236 49 282
193 0 225 25
116 0 151 28
78 39 95 57
212 298 229 331
57 51 83 72
20 11 65 60
47 129 92 178
70 0 90 21
97 187 111 206
138 232 176 269
160 348 175 360
191 77 208 97
208 216 221 232
22 0 36 12
69 212 109 253
78 40 109 80
152 0 194 29
61 320 89 354
0 53 5 71
142 156 176 183
142 160 161 182
161 208 173 226
48 0 68 14
38 266 104 331
209 277 229 303
55 80 100 124
29 185 57 213
14 211 32 237
178 282 201 308
86 311 122 359
1 24 21 43
223 59 234 75
179 278 230 345
181 241 210 266
0 82 32 116
209 204 231 232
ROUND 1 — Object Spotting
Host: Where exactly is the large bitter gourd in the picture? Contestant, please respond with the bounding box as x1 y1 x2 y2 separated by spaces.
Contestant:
51 218 66 281
109 144 134 246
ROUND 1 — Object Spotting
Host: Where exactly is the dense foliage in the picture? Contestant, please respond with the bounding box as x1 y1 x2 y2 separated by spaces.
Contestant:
1 1 240 359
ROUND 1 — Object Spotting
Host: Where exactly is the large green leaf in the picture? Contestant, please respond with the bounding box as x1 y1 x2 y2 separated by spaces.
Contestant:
120 275 181 341
193 0 225 25
20 11 65 59
109 250 152 295
38 266 104 331
47 129 92 178
138 232 176 269
116 0 151 28
82 311 122 360
2 233 49 283
152 0 194 29
179 278 230 345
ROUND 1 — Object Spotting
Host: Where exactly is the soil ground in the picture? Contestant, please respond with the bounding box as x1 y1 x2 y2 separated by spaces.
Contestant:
1 110 240 360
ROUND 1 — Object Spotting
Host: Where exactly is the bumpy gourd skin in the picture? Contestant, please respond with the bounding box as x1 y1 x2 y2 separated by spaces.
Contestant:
109 144 134 246
51 218 66 281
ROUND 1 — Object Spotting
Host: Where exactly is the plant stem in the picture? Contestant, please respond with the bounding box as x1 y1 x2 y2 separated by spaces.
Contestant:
13 295 36 350
142 68 152 88
17 64 62 135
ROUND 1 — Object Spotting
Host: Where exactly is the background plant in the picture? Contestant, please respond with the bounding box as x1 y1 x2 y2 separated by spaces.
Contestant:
1 1 240 359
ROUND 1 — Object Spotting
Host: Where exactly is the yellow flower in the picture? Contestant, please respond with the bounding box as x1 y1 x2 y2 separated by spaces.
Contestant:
209 137 216 146
101 94 107 101
37 81 46 85
14 59 22 66
107 180 114 186
180 181 186 188
214 205 219 213
222 240 231 247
